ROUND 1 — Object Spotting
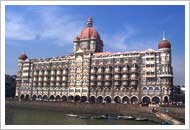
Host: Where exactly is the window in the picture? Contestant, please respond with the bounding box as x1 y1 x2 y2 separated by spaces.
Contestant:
143 87 148 91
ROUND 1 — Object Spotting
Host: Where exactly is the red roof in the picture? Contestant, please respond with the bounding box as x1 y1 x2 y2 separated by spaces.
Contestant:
19 53 27 60
78 26 101 40
158 40 171 49
94 52 112 56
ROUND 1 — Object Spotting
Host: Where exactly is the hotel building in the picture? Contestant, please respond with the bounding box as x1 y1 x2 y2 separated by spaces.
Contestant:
16 17 173 104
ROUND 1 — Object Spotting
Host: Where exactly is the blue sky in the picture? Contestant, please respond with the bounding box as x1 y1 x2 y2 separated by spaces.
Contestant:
5 5 185 85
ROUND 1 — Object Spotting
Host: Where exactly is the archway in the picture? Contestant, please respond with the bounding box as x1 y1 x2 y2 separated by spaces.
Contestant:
81 96 87 102
32 95 37 101
164 96 169 104
55 95 61 101
74 95 80 102
97 96 103 103
89 96 96 103
20 94 25 100
114 96 121 103
131 96 138 104
49 95 55 100
62 95 67 102
152 96 160 104
68 95 74 101
25 94 30 100
142 96 151 105
37 95 42 101
43 95 48 101
104 96 112 103
122 96 130 104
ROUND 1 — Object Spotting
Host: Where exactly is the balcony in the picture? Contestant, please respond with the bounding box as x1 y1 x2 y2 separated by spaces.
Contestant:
33 78 37 82
38 83 42 87
62 70 67 75
56 76 61 81
38 77 43 82
91 69 96 74
34 71 38 76
56 70 62 75
39 71 43 76
51 70 56 75
105 68 112 73
114 74 120 80
43 83 47 87
62 76 67 81
121 74 128 80
44 77 48 82
56 82 61 87
130 68 138 73
130 81 138 86
105 75 111 81
97 81 103 86
50 82 55 87
50 77 55 81
33 83 37 87
114 67 121 73
105 81 111 86
130 74 138 80
97 68 104 73
62 82 67 86
97 75 103 81
90 75 96 81
90 81 96 86
114 81 121 86
44 71 49 75
158 73 173 78
121 67 129 73
122 81 129 86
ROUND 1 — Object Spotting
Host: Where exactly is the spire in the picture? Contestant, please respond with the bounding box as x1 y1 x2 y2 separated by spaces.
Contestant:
162 32 166 40
87 17 93 27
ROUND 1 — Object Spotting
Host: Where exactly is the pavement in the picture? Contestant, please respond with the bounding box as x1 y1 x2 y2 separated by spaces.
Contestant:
154 112 184 125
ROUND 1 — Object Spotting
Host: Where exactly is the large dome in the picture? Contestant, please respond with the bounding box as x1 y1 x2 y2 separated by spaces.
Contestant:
78 26 101 40
77 17 101 41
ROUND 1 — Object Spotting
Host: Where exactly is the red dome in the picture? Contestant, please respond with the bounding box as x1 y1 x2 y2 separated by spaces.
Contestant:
77 17 101 41
158 40 171 49
19 53 27 60
78 26 101 40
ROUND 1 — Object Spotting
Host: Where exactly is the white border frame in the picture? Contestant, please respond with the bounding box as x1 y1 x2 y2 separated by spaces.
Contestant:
1 1 189 129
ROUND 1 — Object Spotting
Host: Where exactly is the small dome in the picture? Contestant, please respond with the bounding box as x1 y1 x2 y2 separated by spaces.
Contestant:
158 39 171 49
74 36 80 41
19 52 28 61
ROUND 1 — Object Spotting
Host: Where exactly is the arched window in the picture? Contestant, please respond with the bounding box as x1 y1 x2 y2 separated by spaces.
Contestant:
149 87 154 91
143 87 148 91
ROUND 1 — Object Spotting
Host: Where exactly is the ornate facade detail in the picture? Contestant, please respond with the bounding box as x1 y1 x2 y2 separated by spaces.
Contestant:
16 17 173 105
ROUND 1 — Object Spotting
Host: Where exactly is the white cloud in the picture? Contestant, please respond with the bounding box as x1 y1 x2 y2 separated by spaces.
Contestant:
6 6 84 46
6 12 36 40
102 25 158 52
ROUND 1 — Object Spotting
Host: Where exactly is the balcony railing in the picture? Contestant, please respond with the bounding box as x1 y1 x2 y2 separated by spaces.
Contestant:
114 68 121 73
90 81 96 86
62 70 67 75
56 70 62 75
130 68 138 73
91 69 96 74
105 81 111 86
91 77 96 81
105 68 112 73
